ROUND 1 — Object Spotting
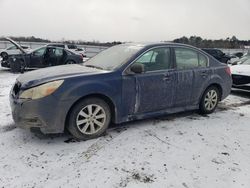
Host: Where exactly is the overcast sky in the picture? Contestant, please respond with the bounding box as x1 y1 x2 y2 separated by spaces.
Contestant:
0 0 249 42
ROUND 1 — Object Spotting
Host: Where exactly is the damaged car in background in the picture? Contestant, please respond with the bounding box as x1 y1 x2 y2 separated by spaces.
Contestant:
10 42 232 140
1 38 83 72
201 48 233 64
231 55 250 90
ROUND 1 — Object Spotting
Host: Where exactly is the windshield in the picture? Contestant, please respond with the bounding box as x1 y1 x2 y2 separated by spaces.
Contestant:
242 56 250 65
84 44 144 70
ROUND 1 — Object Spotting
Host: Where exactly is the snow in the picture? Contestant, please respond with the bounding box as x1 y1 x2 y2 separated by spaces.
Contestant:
0 67 250 188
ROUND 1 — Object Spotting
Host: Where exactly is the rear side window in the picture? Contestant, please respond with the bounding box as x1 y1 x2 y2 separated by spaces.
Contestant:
55 48 64 56
199 53 208 67
175 48 208 69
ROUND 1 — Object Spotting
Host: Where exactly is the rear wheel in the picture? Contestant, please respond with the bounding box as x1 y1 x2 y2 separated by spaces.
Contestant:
199 86 220 114
67 98 111 140
66 60 75 64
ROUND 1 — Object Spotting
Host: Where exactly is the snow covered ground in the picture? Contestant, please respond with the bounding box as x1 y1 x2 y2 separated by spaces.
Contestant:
0 67 250 188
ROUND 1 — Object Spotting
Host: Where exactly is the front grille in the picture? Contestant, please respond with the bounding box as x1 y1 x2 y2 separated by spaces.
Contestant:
12 82 21 96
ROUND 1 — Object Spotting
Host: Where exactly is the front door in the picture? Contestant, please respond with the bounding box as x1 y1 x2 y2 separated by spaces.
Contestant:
123 47 175 115
30 47 46 68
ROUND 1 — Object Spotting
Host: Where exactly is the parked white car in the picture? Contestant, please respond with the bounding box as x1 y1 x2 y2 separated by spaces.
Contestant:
228 52 248 65
0 45 31 56
231 56 250 90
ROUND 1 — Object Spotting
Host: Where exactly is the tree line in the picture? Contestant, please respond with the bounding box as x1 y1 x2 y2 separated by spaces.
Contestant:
173 36 250 49
0 36 122 47
1 35 250 48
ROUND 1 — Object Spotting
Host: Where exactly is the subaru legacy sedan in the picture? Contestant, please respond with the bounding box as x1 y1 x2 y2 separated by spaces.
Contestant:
10 43 232 140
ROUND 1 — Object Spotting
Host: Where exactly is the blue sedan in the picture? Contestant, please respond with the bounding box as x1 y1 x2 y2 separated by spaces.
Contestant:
10 43 232 140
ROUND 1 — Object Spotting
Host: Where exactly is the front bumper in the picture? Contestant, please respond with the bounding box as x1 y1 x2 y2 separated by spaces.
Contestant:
9 90 70 134
232 74 250 85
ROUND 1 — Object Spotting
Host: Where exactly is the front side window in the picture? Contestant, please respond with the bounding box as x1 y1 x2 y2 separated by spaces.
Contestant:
175 48 208 69
134 47 171 72
33 47 46 56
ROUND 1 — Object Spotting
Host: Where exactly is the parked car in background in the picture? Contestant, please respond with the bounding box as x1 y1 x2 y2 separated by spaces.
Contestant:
202 48 231 64
231 55 250 90
228 52 248 65
1 38 83 72
10 42 232 140
233 52 245 58
0 45 31 59
47 43 86 57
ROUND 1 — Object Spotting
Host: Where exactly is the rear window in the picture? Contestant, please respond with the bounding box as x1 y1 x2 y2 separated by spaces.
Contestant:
67 45 77 49
48 44 65 48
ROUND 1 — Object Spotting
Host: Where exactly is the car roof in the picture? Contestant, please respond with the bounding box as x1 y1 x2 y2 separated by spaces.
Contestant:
122 42 203 52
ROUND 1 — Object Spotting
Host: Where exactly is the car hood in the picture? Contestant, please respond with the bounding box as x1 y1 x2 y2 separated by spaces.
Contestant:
231 65 250 76
17 64 109 88
5 37 26 54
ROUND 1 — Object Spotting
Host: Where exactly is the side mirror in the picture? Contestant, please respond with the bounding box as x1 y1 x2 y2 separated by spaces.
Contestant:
130 63 144 74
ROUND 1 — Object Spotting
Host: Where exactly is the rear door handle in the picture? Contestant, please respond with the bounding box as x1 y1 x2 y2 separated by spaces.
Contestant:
163 74 171 81
200 71 208 77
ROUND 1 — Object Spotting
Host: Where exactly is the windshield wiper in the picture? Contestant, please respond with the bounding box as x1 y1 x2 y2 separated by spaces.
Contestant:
85 65 104 70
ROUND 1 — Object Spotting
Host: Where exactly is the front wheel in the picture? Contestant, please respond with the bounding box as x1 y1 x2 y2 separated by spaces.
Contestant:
199 86 220 114
0 52 8 60
67 98 111 140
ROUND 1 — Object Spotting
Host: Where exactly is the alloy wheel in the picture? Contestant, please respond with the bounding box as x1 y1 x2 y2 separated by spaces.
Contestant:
204 89 218 111
76 104 106 135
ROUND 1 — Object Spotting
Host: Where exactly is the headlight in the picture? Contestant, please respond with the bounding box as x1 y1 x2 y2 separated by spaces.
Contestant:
19 80 64 100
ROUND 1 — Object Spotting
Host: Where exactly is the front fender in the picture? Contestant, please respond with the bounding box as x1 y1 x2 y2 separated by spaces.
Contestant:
53 76 122 124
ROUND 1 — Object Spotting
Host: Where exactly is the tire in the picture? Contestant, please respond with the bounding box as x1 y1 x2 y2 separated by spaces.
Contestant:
10 59 20 73
0 52 8 61
20 60 26 73
67 97 111 140
10 59 25 73
66 60 75 64
199 86 220 114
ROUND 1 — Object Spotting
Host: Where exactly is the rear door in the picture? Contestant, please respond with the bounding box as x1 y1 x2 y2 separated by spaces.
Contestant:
54 48 64 65
173 47 195 107
173 47 211 107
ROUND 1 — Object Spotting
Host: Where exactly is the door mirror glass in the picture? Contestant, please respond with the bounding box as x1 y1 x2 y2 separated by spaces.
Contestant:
130 63 144 74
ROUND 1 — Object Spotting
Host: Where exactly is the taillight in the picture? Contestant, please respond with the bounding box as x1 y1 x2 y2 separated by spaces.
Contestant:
225 66 231 76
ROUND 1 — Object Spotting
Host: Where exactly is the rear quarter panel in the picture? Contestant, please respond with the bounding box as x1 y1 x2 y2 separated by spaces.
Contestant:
207 59 232 100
